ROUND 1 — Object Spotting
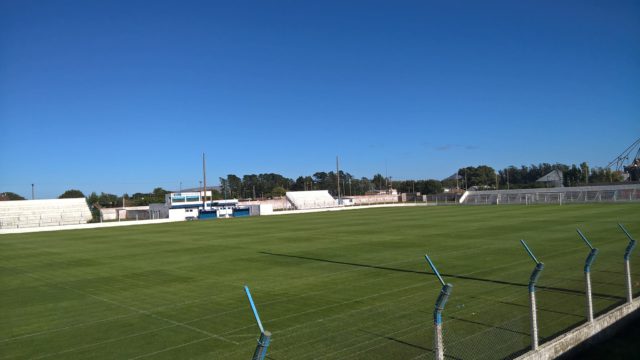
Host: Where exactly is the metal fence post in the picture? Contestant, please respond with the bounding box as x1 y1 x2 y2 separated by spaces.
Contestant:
577 229 598 322
619 224 636 303
252 331 272 360
520 240 544 351
425 254 453 360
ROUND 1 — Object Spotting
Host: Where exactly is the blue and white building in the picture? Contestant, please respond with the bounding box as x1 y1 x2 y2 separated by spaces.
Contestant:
149 191 250 220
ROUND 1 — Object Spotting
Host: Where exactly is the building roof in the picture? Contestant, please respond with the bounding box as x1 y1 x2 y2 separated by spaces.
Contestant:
442 173 463 181
169 186 222 193
536 169 563 182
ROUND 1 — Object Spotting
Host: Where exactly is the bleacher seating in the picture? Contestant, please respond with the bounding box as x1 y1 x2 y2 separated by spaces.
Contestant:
0 198 92 229
286 190 337 210
460 184 640 205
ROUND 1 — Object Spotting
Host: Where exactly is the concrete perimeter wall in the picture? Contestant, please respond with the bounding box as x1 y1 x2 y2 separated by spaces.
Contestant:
350 194 399 205
516 297 640 360
0 218 182 235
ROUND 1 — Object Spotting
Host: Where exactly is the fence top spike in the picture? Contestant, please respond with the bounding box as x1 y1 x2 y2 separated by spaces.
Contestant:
576 229 594 249
425 254 446 287
619 223 635 242
520 239 540 264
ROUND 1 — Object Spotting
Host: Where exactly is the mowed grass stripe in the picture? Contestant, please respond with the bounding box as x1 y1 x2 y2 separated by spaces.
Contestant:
1 204 639 359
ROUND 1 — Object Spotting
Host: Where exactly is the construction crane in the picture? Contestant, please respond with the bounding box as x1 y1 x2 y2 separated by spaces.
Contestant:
607 137 640 181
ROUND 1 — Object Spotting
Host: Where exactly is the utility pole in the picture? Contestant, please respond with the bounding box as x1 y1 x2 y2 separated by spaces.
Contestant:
464 168 468 190
31 183 35 200
202 153 207 209
383 161 389 191
336 156 341 204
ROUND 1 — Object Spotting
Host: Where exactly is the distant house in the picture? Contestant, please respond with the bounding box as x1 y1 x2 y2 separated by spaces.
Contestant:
537 170 564 188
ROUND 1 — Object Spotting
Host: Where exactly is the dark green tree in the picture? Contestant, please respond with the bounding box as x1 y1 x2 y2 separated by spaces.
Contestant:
372 173 385 190
97 193 118 207
226 174 242 198
59 189 85 198
580 162 590 184
0 192 26 201
271 186 286 197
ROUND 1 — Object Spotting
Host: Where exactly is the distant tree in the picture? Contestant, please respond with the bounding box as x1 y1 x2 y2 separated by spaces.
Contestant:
219 177 229 198
0 192 26 201
151 187 168 202
59 189 85 199
97 192 118 207
210 189 224 200
580 162 590 184
292 176 306 191
459 166 496 188
86 192 99 205
372 173 385 190
226 174 242 198
242 174 259 199
312 172 329 190
422 180 443 194
589 167 624 184
271 186 286 197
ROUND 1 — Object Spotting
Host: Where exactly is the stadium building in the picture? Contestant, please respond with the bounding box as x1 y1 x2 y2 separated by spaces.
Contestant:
149 190 269 220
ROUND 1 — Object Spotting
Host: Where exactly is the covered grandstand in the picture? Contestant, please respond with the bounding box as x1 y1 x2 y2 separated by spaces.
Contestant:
460 184 640 205
0 198 92 229
286 190 337 210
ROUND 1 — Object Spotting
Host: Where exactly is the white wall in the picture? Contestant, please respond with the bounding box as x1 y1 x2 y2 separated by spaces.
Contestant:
100 208 117 221
259 204 273 215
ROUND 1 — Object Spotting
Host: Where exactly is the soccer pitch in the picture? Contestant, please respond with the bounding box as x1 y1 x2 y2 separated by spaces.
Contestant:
1 204 639 359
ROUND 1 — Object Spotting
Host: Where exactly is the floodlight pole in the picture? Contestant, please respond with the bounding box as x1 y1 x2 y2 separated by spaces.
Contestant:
577 229 599 322
244 286 272 360
520 240 544 351
425 254 453 360
619 224 637 303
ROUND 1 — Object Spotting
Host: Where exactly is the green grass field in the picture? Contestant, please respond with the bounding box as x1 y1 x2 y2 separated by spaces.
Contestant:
1 204 639 360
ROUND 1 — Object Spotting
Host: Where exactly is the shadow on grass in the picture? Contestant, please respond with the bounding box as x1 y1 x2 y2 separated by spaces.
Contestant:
259 252 625 301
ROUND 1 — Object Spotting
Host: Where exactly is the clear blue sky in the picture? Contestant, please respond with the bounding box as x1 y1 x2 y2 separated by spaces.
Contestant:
1 1 639 199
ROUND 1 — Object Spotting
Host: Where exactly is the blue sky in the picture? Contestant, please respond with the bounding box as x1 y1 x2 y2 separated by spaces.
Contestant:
1 0 639 198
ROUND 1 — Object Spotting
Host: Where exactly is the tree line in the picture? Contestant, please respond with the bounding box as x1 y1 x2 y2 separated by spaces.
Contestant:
1 161 633 205
449 162 626 190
